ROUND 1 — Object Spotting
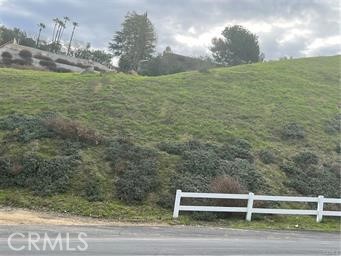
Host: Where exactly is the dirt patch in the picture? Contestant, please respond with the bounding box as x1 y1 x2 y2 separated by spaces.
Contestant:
0 207 169 226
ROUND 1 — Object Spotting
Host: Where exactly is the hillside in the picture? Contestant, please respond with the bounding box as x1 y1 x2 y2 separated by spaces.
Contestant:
0 56 340 226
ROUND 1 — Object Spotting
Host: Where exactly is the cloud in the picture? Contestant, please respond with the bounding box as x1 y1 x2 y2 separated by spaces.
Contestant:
0 0 339 59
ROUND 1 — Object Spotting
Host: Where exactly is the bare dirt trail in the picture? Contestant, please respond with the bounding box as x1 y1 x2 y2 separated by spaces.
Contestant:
0 207 168 226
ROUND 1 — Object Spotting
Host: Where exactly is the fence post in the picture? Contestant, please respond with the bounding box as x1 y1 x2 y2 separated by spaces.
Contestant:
246 192 254 221
316 195 324 223
173 190 182 218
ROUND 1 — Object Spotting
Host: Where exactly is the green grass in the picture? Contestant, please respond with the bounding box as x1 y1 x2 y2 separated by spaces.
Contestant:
0 56 340 231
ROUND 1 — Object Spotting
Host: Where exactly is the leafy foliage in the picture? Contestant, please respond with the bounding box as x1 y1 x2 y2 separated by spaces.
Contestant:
84 175 104 202
106 138 159 202
210 25 263 66
281 122 305 140
0 155 75 196
325 114 341 134
292 151 319 167
109 12 156 71
259 149 277 164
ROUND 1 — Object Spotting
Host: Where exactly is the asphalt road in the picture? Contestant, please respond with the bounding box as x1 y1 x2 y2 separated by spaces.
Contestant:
0 225 340 255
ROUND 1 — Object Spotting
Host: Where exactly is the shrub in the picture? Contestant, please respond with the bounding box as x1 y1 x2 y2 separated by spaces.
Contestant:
259 149 277 164
286 165 340 198
39 59 57 69
216 139 253 162
116 161 159 202
1 51 12 65
50 67 72 73
18 50 32 60
0 155 74 196
280 161 300 175
281 122 305 139
0 114 52 142
157 141 184 155
84 176 104 202
107 138 159 203
325 114 341 134
218 159 264 191
170 172 210 193
181 149 220 177
12 58 32 65
1 51 12 59
34 54 53 61
43 117 102 145
55 58 75 66
210 176 247 216
292 151 319 167
336 144 341 154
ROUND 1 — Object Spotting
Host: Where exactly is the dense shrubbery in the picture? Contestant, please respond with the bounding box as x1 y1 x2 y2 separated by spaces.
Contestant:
280 152 339 198
281 122 305 139
34 54 53 61
0 154 75 196
106 138 159 203
292 151 319 167
259 149 277 164
84 175 104 202
18 50 32 60
39 59 57 69
325 114 341 134
1 51 12 65
159 139 264 210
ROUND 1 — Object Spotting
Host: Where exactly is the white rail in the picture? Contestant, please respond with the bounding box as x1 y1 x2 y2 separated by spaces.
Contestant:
172 190 341 222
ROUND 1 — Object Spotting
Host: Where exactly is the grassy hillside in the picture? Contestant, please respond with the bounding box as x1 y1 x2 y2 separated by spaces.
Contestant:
0 56 340 229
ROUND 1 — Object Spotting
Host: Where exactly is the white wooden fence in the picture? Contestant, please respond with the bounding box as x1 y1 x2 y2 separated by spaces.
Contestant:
172 190 341 222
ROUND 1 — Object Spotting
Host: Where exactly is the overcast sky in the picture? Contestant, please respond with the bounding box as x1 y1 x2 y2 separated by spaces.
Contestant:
0 0 340 60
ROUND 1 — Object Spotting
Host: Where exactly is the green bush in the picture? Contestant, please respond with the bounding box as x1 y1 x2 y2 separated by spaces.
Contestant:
1 51 12 65
181 149 220 177
259 149 277 164
281 122 305 139
18 50 32 60
325 114 341 134
12 58 32 65
116 161 159 202
107 138 159 203
170 172 210 193
0 114 52 142
336 144 341 154
84 175 104 202
39 59 57 69
34 54 53 61
157 141 184 155
286 165 340 198
292 151 319 167
218 159 264 191
0 155 74 196
215 139 253 162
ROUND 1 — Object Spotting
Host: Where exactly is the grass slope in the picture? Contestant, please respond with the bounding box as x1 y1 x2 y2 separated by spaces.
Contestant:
0 56 340 230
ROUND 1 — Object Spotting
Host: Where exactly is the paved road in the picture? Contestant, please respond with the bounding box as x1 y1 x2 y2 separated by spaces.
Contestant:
0 225 340 255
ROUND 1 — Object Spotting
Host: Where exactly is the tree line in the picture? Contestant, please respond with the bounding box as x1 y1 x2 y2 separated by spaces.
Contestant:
109 12 264 73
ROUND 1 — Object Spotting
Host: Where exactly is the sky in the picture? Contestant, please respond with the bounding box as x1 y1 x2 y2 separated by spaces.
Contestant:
0 0 340 60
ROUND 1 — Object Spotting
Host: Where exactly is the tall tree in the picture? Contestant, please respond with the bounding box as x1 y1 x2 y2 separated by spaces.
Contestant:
59 16 70 42
67 21 78 55
52 18 58 42
109 12 156 71
210 25 263 66
36 23 46 47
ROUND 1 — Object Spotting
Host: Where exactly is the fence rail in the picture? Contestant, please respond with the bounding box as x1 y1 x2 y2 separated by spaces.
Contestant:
172 190 341 222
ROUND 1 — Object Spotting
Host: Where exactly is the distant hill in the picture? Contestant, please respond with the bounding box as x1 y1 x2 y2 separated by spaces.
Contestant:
0 56 339 221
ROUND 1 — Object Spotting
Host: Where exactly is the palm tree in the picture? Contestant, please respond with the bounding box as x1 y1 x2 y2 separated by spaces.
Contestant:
67 21 78 55
52 18 58 42
58 16 70 42
36 23 46 47
56 20 65 43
